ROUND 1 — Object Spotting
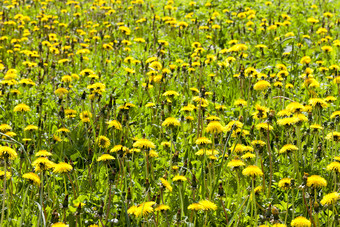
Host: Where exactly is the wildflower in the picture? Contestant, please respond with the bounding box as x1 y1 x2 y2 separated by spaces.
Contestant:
242 165 263 177
155 204 170 211
54 88 69 97
106 120 122 130
241 152 256 159
227 159 246 168
0 146 17 160
277 117 299 126
162 90 179 97
255 123 273 131
195 137 212 145
325 132 340 142
80 111 92 123
172 175 187 182
253 80 271 91
53 162 73 173
110 144 129 153
308 98 328 108
195 149 218 156
65 109 77 118
225 120 243 131
24 125 38 132
162 117 180 127
0 171 12 180
97 154 115 162
22 172 40 185
234 99 247 107
300 56 311 64
286 102 305 113
35 150 52 157
160 178 172 192
13 103 30 112
320 192 340 206
0 124 12 132
326 162 340 172
128 201 155 217
291 216 311 227
279 144 298 154
32 157 55 171
188 203 203 211
51 222 69 227
198 200 217 211
278 178 292 190
133 138 156 149
206 121 224 134
307 175 327 188
96 136 111 148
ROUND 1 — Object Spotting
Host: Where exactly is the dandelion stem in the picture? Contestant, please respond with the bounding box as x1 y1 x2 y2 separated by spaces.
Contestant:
0 161 7 226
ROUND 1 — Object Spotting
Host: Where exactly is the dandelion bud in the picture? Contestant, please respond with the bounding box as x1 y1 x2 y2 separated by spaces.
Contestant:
98 201 104 217
59 106 65 119
51 209 59 224
314 201 320 213
62 194 69 209
192 174 197 189
81 91 86 100
218 182 224 197
145 178 150 189
127 187 132 201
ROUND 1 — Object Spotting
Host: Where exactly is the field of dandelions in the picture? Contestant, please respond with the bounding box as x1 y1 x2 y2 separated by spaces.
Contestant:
1 0 340 226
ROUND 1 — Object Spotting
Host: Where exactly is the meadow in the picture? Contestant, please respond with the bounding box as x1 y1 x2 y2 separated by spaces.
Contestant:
0 0 340 226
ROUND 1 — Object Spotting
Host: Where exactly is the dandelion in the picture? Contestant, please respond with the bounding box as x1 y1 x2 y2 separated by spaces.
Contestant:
96 136 111 148
254 80 271 91
106 120 122 130
133 138 156 149
97 154 115 162
35 150 52 157
188 203 203 211
0 146 17 160
279 144 298 154
80 111 92 123
160 178 172 192
278 178 292 190
227 159 246 168
320 192 340 206
242 165 263 177
307 175 327 188
198 200 217 211
32 157 55 171
155 204 170 211
0 171 11 180
162 117 180 127
195 137 212 145
51 222 69 227
13 103 30 112
53 162 73 173
22 172 40 185
172 175 187 182
327 162 340 172
291 216 311 227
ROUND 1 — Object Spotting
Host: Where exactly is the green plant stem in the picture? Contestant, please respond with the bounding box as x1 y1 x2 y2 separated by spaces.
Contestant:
0 161 7 226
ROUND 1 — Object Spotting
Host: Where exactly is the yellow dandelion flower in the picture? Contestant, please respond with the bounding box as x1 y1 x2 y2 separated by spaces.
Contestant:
242 165 263 177
291 216 311 227
320 192 340 206
307 175 327 188
53 162 73 173
160 178 172 192
22 172 40 185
